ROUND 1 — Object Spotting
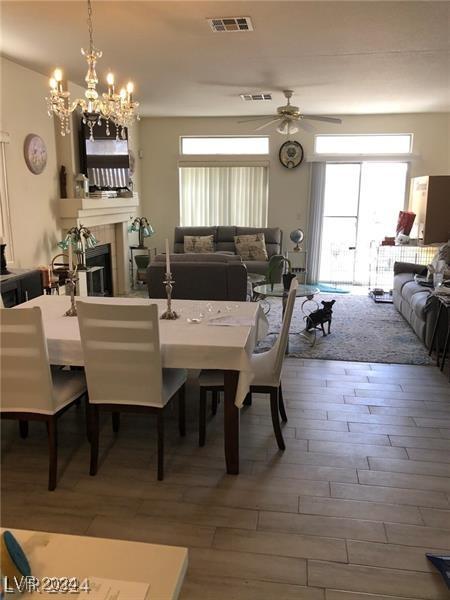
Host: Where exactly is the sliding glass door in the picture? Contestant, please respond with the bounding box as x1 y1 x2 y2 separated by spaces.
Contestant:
319 162 408 286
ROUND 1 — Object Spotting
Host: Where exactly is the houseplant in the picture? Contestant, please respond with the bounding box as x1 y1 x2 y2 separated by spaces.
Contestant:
266 255 295 290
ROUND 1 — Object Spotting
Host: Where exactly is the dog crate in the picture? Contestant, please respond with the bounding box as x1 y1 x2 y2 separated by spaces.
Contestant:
368 242 437 290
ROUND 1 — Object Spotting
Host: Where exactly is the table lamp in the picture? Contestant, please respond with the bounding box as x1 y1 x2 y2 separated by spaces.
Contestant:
130 216 155 249
58 225 98 270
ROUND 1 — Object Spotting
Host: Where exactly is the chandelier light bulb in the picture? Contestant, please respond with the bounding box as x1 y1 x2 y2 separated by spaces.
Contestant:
119 88 127 100
126 82 134 94
49 78 58 90
106 72 114 86
53 68 63 82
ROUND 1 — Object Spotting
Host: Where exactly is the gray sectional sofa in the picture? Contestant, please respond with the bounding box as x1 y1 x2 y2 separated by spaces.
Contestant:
173 226 283 276
393 261 440 349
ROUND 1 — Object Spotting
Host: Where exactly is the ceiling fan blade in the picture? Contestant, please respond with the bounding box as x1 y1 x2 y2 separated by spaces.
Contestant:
238 116 273 123
255 118 282 131
302 115 342 124
298 120 315 133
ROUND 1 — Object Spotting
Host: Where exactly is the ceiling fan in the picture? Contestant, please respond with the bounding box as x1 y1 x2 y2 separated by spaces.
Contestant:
239 90 342 134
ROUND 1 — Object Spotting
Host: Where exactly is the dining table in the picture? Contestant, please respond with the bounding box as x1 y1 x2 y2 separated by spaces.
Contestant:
16 295 269 475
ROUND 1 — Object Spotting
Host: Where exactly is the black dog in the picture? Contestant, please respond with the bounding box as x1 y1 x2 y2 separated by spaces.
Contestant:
305 300 336 336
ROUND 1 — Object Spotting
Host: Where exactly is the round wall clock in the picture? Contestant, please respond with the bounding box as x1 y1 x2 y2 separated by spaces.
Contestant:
24 134 47 175
279 140 304 169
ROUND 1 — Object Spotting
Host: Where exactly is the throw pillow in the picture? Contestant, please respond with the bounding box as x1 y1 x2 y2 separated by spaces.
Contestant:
428 241 450 279
183 235 215 253
234 233 268 261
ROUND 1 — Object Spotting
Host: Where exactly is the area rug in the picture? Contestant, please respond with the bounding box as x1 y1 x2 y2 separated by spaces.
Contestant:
256 293 434 365
127 287 433 365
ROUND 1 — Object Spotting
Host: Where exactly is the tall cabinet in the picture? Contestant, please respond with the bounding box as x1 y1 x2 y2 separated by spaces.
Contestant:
409 176 450 244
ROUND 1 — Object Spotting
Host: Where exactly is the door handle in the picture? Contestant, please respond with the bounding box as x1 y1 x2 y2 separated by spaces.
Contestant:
348 246 356 250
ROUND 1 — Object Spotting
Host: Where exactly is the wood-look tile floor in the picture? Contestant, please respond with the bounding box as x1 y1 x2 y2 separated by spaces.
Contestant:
2 359 450 600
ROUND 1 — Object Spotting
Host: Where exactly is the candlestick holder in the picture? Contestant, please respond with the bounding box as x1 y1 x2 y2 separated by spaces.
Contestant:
64 269 79 317
160 272 179 320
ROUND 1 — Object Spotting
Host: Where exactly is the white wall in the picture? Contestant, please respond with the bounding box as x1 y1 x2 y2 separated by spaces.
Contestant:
0 58 62 268
139 113 450 252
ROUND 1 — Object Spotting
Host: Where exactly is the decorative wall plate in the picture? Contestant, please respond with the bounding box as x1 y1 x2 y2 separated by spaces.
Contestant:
279 140 304 169
24 134 47 174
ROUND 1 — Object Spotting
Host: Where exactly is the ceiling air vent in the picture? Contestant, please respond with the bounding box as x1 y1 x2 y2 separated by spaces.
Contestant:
240 93 272 102
208 17 254 32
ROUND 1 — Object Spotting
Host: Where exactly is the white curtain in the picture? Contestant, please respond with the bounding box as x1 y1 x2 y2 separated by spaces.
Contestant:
179 166 268 227
307 162 326 284
0 133 14 263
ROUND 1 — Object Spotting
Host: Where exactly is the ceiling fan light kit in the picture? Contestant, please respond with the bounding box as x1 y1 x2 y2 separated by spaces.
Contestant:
246 90 342 135
276 119 299 135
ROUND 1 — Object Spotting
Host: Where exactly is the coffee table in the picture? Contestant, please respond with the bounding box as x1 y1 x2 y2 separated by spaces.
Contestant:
254 282 320 351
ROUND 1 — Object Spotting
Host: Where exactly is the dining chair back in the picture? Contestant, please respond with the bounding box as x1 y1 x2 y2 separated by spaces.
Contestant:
0 306 87 490
77 301 187 480
198 277 299 450
273 277 299 383
0 307 54 413
77 302 165 408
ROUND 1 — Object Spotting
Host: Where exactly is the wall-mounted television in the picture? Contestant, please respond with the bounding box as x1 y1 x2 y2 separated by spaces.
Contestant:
79 119 130 190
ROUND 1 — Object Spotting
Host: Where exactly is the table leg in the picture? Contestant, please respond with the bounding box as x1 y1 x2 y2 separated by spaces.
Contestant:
223 370 240 475
440 307 450 374
429 302 443 358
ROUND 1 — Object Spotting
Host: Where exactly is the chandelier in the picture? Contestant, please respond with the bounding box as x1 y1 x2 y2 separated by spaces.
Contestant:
46 0 139 140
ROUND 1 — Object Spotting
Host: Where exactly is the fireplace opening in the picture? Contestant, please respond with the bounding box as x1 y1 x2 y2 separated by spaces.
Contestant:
85 244 113 296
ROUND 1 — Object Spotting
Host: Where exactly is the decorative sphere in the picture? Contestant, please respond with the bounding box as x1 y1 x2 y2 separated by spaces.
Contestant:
290 229 304 245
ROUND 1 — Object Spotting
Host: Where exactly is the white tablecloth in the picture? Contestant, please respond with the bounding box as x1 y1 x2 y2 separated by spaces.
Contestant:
17 296 268 407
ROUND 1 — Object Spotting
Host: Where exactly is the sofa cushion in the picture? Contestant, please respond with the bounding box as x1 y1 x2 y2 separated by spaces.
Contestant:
402 280 431 305
393 272 414 296
216 241 236 253
217 226 237 242
236 227 281 245
236 227 281 258
244 260 270 275
234 233 268 261
174 226 217 253
410 290 431 320
184 235 215 253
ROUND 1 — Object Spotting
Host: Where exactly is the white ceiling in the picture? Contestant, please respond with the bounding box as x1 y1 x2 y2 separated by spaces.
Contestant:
1 1 449 117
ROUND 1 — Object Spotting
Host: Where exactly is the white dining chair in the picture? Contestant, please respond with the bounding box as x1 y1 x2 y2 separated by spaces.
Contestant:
198 278 299 450
77 301 187 480
0 307 87 490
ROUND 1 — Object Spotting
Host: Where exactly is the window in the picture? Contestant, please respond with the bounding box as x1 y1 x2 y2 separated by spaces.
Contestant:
179 166 268 227
315 134 412 155
181 136 269 155
0 131 13 263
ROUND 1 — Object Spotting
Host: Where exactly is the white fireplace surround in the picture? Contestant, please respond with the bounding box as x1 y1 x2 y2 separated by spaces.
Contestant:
59 195 139 295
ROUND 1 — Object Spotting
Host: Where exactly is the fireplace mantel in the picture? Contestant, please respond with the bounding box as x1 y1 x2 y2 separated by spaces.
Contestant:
58 194 139 295
59 195 139 229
